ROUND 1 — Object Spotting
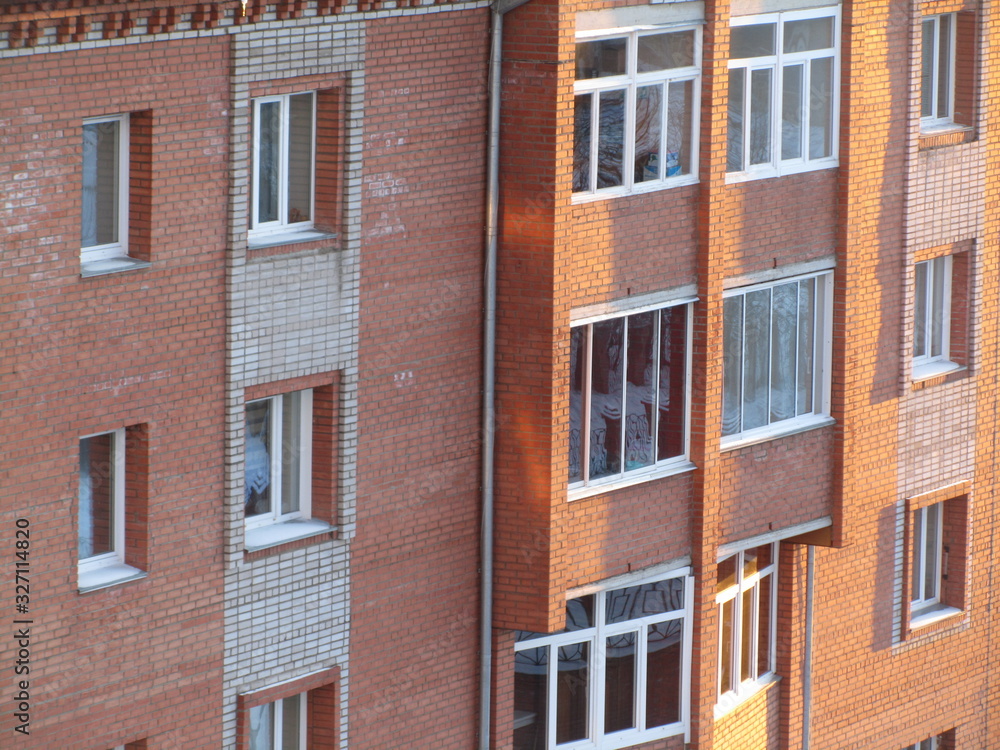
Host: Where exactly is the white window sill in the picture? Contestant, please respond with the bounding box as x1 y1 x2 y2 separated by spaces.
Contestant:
571 174 699 204
245 519 333 552
247 228 337 250
568 459 696 502
714 673 780 720
912 360 962 382
910 604 962 631
919 120 969 135
78 563 147 593
80 256 151 278
725 159 838 185
721 414 835 452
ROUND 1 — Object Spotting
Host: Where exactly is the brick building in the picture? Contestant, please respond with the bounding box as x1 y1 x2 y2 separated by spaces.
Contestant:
0 0 997 749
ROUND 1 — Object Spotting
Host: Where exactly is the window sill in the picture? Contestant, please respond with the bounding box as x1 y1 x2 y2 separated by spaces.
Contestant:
918 123 974 149
721 414 835 452
245 519 333 552
912 361 965 389
80 256 151 278
910 604 962 632
725 159 838 185
247 228 337 251
714 673 780 720
568 460 696 502
571 174 699 203
78 563 147 593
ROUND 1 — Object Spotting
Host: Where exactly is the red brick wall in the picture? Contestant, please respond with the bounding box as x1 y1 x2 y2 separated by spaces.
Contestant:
350 10 489 749
0 38 228 748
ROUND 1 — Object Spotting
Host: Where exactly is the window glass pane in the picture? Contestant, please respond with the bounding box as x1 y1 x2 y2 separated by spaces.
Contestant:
783 17 834 53
245 399 273 517
912 507 924 602
749 69 773 166
287 93 313 224
281 694 301 750
591 318 624 478
937 15 952 119
717 555 737 593
666 80 693 177
597 90 626 189
79 433 115 559
770 281 798 423
514 647 548 750
574 94 593 193
924 504 940 601
556 643 589 744
719 599 734 693
249 703 273 750
634 85 663 184
566 594 595 631
646 620 682 727
731 23 776 58
757 574 772 676
808 56 834 159
625 311 656 470
576 38 627 79
607 578 684 624
569 326 586 483
81 120 120 247
930 257 946 358
257 101 281 224
604 633 636 733
740 587 754 682
742 288 771 431
914 261 929 358
921 20 935 118
722 296 744 436
281 391 303 515
796 278 815 416
638 30 695 71
658 305 687 461
781 63 803 160
727 70 745 171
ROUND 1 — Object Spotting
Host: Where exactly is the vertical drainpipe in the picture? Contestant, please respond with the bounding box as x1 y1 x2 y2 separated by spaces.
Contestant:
802 544 815 750
480 0 530 748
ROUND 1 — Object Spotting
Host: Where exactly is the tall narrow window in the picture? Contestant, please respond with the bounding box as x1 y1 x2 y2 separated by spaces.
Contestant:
727 8 840 179
514 569 692 749
716 544 777 704
569 302 691 490
910 503 943 617
251 93 316 236
249 693 307 750
245 390 313 528
722 271 832 444
921 14 955 129
574 26 701 197
913 256 957 377
79 430 125 570
81 115 129 260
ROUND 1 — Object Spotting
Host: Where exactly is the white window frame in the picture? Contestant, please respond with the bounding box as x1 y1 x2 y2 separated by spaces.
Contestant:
715 544 778 714
906 735 942 750
910 503 943 617
721 270 834 448
573 24 702 200
244 389 313 531
81 114 129 261
249 693 307 750
513 567 694 749
250 92 317 239
568 300 694 498
726 7 841 182
912 256 958 379
78 429 126 575
920 14 956 131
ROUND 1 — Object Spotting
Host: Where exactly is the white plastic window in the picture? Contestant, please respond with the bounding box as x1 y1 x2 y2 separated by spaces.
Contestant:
81 115 129 260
